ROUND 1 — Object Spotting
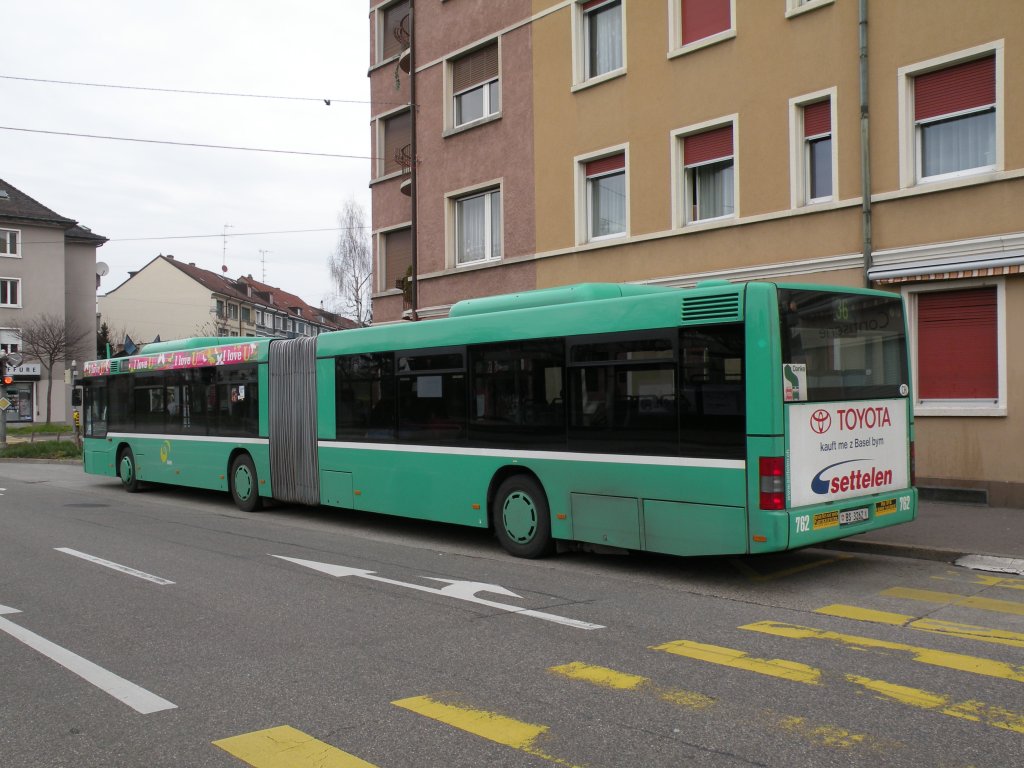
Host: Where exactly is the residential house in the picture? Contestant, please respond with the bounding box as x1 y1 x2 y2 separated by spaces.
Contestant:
368 0 1024 505
98 255 355 349
0 177 106 424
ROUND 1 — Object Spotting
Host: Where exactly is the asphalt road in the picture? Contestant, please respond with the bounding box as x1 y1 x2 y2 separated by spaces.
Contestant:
1 463 1022 768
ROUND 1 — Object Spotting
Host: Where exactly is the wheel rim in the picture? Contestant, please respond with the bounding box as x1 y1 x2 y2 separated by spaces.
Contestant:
234 464 254 501
502 491 538 544
119 456 134 486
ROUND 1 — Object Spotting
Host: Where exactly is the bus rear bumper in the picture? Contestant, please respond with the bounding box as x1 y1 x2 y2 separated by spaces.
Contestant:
781 487 918 552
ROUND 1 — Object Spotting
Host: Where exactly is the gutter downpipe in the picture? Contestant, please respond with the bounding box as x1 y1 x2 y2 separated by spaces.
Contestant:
408 0 420 320
859 0 873 287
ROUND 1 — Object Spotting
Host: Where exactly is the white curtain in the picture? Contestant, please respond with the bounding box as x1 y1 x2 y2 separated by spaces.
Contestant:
588 2 622 77
695 160 734 220
921 110 995 177
591 172 626 238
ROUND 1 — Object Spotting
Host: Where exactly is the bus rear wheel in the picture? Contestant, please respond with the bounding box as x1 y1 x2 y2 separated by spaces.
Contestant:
230 454 262 512
118 447 140 493
493 475 554 559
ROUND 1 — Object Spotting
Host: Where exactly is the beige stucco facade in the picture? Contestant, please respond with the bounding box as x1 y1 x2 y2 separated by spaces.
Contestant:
369 1 1024 504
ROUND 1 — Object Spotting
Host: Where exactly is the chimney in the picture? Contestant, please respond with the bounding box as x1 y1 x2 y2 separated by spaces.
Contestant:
166 254 174 260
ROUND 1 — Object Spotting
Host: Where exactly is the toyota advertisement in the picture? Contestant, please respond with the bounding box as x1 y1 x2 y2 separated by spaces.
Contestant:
787 399 909 508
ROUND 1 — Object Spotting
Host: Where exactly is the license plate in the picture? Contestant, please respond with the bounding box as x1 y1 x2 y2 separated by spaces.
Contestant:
839 507 869 526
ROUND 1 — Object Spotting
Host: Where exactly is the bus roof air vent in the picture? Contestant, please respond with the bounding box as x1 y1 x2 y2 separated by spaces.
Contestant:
681 293 741 324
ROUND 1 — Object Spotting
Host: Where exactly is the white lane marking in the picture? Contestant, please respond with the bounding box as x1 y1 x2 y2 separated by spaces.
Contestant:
55 548 175 585
0 604 177 714
273 555 605 631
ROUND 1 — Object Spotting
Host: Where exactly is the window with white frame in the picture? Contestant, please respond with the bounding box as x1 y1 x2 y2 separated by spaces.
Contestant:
584 153 627 240
907 282 1004 413
228 303 239 320
912 54 996 182
454 188 501 266
682 124 735 223
451 43 499 128
803 99 833 202
581 0 623 80
377 0 409 64
785 0 834 16
673 0 733 52
275 315 284 330
1 278 21 307
0 328 20 354
255 310 263 326
0 229 19 258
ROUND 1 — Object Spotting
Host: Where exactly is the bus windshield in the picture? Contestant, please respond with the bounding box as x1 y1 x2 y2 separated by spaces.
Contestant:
779 288 908 402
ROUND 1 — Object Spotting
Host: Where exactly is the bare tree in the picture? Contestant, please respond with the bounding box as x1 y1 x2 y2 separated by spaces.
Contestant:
328 198 373 326
18 313 93 423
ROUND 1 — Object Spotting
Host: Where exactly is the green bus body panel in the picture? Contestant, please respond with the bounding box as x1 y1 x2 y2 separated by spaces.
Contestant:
643 500 747 556
84 436 271 495
571 494 642 549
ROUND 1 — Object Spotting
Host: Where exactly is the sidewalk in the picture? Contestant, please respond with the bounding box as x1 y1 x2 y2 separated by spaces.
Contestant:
826 498 1024 571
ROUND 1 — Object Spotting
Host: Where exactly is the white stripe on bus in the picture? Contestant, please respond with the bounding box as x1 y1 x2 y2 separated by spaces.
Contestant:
105 433 268 445
317 441 745 470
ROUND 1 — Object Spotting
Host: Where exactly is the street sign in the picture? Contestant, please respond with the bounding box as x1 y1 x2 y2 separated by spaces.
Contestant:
0 397 11 411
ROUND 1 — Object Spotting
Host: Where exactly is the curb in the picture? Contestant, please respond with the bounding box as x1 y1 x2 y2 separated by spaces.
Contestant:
0 457 83 466
819 539 966 563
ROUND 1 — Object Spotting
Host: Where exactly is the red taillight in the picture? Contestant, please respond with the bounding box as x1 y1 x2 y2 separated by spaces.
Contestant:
759 456 786 510
909 441 916 486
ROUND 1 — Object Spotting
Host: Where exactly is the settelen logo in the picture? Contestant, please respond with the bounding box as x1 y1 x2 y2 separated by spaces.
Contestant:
811 459 894 496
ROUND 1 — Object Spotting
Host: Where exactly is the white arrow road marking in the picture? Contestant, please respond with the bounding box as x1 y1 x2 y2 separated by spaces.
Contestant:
272 555 605 631
55 547 175 585
0 604 176 714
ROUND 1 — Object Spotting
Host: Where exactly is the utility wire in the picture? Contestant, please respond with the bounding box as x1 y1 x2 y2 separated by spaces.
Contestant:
0 125 374 160
23 226 371 247
0 74 405 106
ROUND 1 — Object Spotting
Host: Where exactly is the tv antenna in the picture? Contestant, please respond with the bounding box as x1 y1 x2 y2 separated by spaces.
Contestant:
221 224 233 273
259 249 271 283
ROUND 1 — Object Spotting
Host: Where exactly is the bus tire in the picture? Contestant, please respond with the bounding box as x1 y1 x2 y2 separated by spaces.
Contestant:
230 453 262 512
493 475 554 559
118 447 141 493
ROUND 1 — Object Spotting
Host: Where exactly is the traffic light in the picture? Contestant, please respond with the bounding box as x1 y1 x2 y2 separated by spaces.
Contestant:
0 358 10 386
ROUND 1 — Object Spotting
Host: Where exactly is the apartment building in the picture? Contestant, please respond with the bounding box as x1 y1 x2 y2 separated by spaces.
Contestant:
0 178 106 425
99 255 355 347
368 0 1024 505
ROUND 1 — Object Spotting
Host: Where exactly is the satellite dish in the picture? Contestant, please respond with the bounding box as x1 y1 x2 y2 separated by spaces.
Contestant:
96 262 110 277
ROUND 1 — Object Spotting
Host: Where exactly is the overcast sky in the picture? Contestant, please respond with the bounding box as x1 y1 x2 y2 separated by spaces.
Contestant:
2 1 372 318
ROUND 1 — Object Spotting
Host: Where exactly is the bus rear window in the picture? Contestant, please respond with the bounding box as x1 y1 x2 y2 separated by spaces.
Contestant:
779 289 909 402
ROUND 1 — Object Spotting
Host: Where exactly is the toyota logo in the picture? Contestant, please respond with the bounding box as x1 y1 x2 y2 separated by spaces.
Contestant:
810 409 832 434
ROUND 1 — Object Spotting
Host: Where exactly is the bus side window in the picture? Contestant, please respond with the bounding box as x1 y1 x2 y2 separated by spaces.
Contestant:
336 353 395 441
679 324 745 459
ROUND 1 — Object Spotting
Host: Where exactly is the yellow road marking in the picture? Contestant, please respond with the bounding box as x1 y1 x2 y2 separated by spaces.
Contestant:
742 621 1024 683
881 587 1024 616
213 726 379 768
848 675 1024 734
729 554 852 582
933 572 1024 591
549 661 715 709
776 716 868 748
817 604 1024 649
392 695 584 767
651 639 821 684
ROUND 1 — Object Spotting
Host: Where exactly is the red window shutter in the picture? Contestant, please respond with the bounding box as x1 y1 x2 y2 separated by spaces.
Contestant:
917 287 998 399
381 1 410 61
581 0 613 10
682 0 732 46
586 153 625 177
915 56 995 122
383 110 411 175
684 125 733 166
803 100 831 138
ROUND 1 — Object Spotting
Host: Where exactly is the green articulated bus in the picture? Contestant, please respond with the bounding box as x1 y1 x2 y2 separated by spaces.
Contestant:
82 281 917 558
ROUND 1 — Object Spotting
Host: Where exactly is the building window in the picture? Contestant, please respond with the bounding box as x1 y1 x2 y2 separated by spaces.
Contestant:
0 278 21 307
582 0 623 80
803 99 833 202
377 0 409 64
0 229 19 258
228 304 239 320
681 124 735 223
380 227 412 293
380 109 411 177
674 0 734 53
785 0 834 16
914 56 996 181
909 283 1003 414
451 43 499 128
215 299 225 318
275 315 284 331
255 310 263 326
454 188 501 266
241 306 251 323
585 153 627 240
0 328 20 353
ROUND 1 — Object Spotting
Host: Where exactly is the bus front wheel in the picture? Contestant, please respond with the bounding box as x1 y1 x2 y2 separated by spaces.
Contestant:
493 475 554 559
230 454 262 512
118 447 141 493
